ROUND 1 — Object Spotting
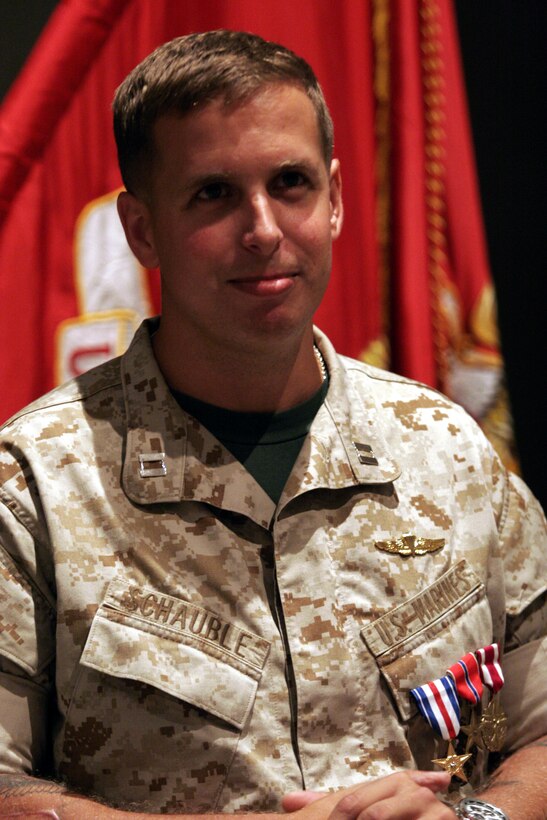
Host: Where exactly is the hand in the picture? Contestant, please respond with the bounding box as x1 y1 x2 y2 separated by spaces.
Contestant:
282 770 455 819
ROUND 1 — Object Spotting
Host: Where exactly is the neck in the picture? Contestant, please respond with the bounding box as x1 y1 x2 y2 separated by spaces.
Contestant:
152 322 324 413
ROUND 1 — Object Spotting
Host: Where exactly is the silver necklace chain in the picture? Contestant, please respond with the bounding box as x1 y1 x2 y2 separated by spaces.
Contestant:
313 345 328 383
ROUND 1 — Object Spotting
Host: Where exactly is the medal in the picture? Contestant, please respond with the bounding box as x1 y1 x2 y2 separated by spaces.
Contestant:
476 643 507 752
431 742 472 782
410 641 507 779
460 708 484 753
476 644 504 693
479 697 507 752
410 675 461 740
410 675 468 780
448 652 483 705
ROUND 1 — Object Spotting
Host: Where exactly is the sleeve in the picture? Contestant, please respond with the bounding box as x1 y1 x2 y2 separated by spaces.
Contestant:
496 469 547 752
0 501 55 774
0 660 51 774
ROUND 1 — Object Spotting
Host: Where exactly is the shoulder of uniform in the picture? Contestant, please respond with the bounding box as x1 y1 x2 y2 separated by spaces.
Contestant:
0 355 123 435
336 354 490 441
339 354 452 400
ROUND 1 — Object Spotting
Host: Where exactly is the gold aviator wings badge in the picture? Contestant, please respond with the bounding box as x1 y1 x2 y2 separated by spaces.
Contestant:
374 534 445 556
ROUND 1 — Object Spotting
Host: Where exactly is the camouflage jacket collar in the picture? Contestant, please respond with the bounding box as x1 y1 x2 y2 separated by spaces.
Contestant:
121 320 400 527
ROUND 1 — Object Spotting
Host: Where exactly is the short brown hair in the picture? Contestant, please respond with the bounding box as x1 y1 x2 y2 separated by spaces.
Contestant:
113 29 334 195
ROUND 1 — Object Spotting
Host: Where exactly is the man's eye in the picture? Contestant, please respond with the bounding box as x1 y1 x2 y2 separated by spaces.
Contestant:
195 182 230 201
276 171 307 189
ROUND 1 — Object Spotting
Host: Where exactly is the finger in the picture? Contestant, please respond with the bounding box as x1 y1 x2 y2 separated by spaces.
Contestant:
324 772 442 820
340 789 456 820
282 790 325 812
406 770 452 792
283 772 452 819
283 784 372 817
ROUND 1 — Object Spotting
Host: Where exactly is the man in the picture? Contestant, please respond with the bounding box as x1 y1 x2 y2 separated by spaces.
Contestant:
0 30 545 819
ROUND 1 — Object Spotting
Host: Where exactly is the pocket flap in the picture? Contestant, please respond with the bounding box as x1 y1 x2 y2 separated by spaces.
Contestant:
80 579 271 730
361 561 491 721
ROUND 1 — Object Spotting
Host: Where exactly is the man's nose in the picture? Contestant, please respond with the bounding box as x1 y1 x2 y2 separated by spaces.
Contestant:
240 194 283 254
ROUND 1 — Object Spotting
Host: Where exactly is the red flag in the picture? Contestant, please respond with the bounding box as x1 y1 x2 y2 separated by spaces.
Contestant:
0 0 133 418
0 0 130 221
386 1 507 404
380 0 515 467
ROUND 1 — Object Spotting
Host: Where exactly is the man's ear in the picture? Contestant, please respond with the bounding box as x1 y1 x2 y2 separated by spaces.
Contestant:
117 190 160 269
329 159 343 240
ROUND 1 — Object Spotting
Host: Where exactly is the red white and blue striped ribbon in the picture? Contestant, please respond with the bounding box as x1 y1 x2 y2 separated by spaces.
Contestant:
410 675 461 740
476 643 504 693
448 651 483 704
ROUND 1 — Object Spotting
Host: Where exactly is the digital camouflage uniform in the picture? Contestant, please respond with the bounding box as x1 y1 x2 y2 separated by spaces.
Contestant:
0 320 545 814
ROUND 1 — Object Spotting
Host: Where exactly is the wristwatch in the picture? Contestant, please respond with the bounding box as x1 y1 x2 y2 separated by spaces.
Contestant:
455 797 510 819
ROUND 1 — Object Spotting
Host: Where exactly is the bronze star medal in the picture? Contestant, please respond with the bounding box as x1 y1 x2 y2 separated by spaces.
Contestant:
480 697 507 752
460 708 484 753
432 742 472 782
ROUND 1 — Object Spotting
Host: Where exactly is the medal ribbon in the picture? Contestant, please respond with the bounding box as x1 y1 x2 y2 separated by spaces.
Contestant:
475 643 504 693
447 651 483 704
410 675 461 740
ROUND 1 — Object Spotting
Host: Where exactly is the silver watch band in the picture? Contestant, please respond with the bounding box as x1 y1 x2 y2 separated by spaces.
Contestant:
455 797 510 820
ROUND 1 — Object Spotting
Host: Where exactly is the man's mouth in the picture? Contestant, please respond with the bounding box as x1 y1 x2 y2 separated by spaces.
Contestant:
228 273 298 296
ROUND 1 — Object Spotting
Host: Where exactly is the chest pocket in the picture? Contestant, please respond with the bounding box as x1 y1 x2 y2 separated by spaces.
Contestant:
59 579 270 813
361 560 493 777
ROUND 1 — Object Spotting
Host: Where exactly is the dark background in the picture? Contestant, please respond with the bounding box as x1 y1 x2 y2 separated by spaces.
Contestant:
1 1 545 509
454 2 546 512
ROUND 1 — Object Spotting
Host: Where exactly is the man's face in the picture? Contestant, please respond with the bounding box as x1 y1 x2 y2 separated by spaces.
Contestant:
120 83 343 359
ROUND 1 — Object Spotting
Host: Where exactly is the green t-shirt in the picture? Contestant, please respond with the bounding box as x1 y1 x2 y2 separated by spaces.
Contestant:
172 379 329 504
